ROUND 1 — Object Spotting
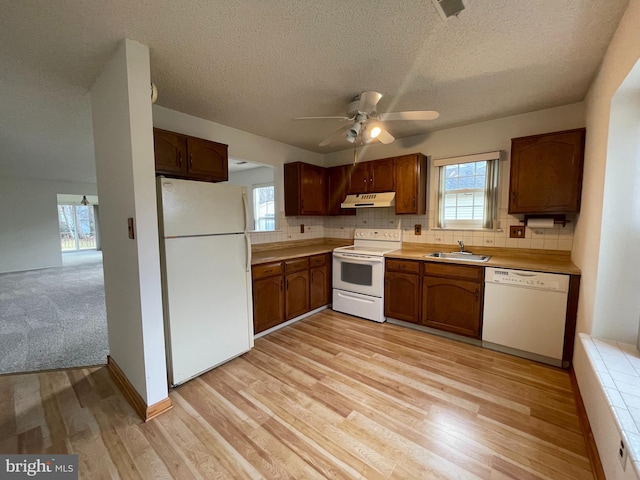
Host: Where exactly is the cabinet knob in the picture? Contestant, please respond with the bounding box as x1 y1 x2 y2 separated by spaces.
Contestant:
189 153 193 167
178 152 182 167
476 288 480 300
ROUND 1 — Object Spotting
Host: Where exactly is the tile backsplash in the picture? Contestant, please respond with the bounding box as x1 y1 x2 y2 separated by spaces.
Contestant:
250 208 574 251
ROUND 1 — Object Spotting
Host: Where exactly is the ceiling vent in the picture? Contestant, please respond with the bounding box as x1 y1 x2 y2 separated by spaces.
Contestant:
432 0 466 21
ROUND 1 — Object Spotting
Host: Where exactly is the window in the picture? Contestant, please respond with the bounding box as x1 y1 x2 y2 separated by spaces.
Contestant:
253 184 275 231
434 151 500 230
58 204 97 251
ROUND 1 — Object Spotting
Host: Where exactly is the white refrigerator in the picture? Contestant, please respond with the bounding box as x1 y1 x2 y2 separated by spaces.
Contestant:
157 177 254 386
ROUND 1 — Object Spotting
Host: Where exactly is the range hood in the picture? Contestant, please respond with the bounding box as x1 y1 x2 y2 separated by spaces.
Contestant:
341 192 396 208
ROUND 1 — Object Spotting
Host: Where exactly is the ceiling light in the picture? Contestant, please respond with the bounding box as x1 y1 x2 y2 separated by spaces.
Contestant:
370 126 381 138
80 195 90 206
349 121 362 138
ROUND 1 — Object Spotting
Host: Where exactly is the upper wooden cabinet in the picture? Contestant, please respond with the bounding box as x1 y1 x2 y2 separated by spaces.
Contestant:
508 128 586 215
153 128 228 182
327 165 356 216
347 158 395 194
394 154 427 215
284 162 327 216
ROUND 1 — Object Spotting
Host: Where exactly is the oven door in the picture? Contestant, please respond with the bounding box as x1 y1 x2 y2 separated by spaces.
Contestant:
332 252 384 297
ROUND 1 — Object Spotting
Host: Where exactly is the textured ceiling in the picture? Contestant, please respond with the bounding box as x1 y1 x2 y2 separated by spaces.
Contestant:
0 0 630 183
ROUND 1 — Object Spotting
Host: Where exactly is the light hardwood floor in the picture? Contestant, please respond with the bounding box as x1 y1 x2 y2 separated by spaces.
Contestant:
1 310 594 479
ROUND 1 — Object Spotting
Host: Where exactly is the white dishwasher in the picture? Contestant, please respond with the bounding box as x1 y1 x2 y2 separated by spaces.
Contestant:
482 268 570 367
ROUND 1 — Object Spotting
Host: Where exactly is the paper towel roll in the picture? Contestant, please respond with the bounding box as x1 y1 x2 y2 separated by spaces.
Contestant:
527 218 555 228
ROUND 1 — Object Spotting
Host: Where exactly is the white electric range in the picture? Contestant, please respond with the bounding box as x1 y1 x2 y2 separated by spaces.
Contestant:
332 228 402 322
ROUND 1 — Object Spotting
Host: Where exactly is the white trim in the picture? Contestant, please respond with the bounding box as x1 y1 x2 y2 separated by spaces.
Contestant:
432 150 501 167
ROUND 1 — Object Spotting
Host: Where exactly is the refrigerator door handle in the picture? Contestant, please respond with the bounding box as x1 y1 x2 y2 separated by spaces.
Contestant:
241 188 250 233
244 233 252 272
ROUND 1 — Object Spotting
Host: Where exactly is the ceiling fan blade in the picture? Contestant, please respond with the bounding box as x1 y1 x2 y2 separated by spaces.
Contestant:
319 125 351 147
378 110 440 121
358 91 383 114
376 127 395 144
294 116 351 121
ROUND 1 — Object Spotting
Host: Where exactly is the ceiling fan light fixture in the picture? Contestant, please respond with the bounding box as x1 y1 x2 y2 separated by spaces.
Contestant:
370 126 381 138
349 121 362 138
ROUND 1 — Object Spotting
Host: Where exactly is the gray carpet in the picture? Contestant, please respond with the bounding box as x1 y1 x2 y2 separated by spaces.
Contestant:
0 250 108 374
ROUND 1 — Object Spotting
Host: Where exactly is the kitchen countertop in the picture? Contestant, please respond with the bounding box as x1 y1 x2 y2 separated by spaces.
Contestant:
252 239 581 275
251 239 351 265
385 242 581 275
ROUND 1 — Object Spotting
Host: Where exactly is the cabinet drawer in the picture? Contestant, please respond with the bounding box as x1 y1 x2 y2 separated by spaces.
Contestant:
423 262 484 282
386 259 420 274
285 257 309 273
252 262 283 279
309 254 327 268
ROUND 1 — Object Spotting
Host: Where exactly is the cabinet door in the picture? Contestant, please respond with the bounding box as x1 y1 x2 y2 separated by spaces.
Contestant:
154 129 187 175
422 276 483 338
310 254 331 309
384 271 420 323
369 159 395 192
327 165 356 216
394 154 427 215
348 162 369 194
253 275 285 334
509 128 585 214
300 163 327 215
186 137 228 181
285 270 310 320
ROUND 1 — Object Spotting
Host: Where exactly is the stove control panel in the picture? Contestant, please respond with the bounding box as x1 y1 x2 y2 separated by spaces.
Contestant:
354 228 402 241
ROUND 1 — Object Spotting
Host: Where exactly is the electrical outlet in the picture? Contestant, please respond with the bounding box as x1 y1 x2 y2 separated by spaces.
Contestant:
509 225 526 238
619 439 628 470
414 224 422 235
300 224 304 234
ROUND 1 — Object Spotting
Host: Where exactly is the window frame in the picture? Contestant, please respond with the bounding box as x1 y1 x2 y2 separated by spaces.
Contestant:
433 151 501 231
252 182 275 232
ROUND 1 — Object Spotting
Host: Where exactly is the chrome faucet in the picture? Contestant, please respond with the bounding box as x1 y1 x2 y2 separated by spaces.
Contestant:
458 240 465 252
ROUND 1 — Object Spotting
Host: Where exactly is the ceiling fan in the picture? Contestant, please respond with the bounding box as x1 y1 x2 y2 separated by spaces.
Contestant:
295 91 439 147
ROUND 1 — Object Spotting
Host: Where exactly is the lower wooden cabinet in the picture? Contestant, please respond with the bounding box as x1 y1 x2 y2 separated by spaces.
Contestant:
422 277 483 338
310 254 331 310
285 257 310 320
421 263 484 339
252 262 285 334
384 260 484 339
252 252 332 334
384 259 421 324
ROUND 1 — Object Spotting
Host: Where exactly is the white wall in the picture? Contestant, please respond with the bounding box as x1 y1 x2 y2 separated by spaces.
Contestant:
0 177 97 273
573 0 640 339
323 103 586 250
592 72 640 343
91 39 168 406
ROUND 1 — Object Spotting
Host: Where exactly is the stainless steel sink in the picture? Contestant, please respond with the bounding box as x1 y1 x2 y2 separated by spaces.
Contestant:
425 252 491 262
